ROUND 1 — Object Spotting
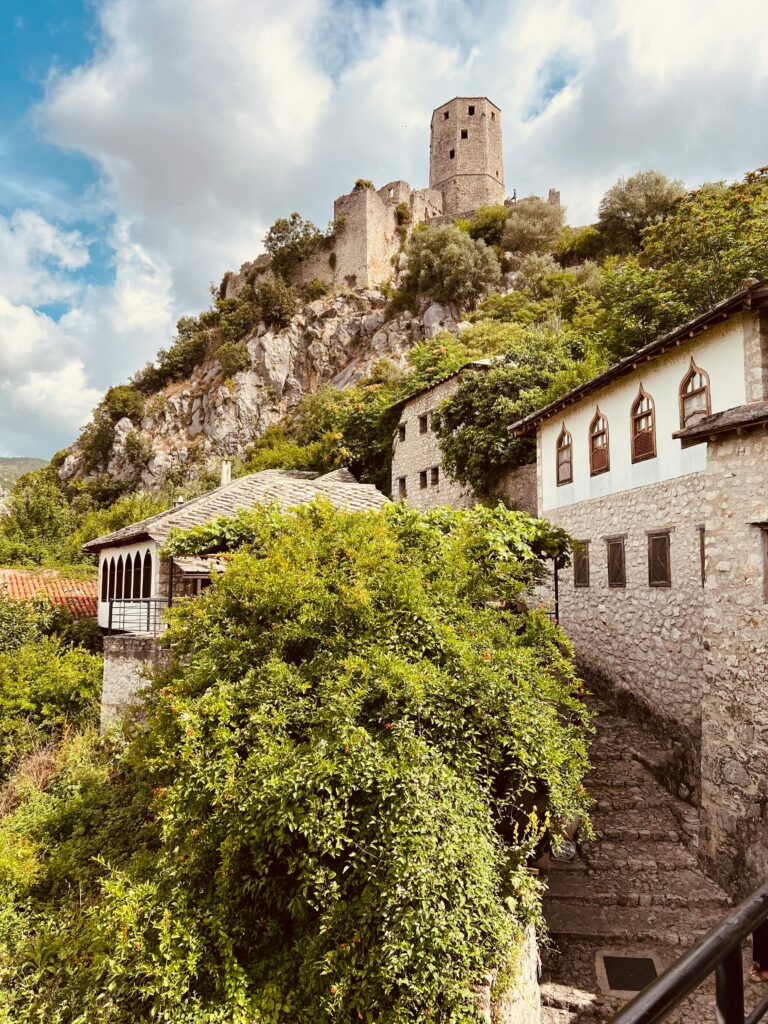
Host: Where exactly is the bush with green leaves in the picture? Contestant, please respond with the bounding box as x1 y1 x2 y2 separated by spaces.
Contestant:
397 224 501 310
216 340 251 378
597 170 684 255
502 196 564 255
263 213 325 280
0 501 589 1024
255 273 298 327
0 637 101 780
466 205 509 248
302 277 328 301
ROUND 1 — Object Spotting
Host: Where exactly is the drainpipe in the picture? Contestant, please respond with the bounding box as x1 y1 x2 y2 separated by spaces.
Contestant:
167 557 174 609
553 556 560 625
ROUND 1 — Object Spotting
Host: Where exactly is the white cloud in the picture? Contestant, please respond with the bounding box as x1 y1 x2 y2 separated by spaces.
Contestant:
3 0 768 457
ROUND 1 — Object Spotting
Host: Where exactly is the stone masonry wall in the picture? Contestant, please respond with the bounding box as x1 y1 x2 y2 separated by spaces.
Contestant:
101 634 172 730
543 473 708 800
391 377 475 510
495 463 538 515
430 97 504 216
699 429 768 896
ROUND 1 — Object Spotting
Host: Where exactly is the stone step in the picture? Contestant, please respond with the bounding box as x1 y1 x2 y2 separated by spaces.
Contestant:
592 789 676 812
541 981 605 1017
589 805 682 843
579 840 699 874
545 867 731 909
544 901 725 946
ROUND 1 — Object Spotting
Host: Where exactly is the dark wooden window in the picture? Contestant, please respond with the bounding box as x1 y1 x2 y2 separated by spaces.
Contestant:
398 423 406 442
430 466 439 486
698 526 706 586
419 413 429 434
574 542 590 588
606 538 626 588
116 556 124 599
680 361 710 428
648 532 671 587
556 426 573 485
397 477 407 499
461 129 468 139
142 550 153 599
124 553 133 599
419 470 428 489
589 409 609 476
631 388 656 463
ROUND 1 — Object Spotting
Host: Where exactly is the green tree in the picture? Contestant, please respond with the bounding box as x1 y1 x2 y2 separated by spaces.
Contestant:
263 213 324 280
255 273 298 327
502 196 564 255
466 205 509 248
597 170 685 254
399 225 501 310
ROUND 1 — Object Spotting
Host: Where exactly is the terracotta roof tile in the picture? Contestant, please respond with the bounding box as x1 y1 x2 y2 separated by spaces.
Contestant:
0 569 98 619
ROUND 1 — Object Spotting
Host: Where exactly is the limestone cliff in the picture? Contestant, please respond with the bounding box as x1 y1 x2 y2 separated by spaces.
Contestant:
59 287 464 491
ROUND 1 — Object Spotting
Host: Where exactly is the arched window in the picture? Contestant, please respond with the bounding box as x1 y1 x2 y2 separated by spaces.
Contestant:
133 554 142 598
589 409 610 476
108 557 116 601
101 559 108 602
116 556 124 599
679 360 710 428
142 550 153 599
556 425 573 485
631 387 656 463
124 554 133 599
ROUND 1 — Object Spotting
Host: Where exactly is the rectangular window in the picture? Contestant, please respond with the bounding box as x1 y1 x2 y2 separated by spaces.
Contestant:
574 542 590 588
698 526 706 586
419 413 429 434
430 466 439 486
606 538 626 588
443 110 449 120
398 423 406 442
468 105 475 115
648 532 672 587
419 470 428 489
461 129 468 139
491 111 495 120
398 477 407 499
449 149 455 159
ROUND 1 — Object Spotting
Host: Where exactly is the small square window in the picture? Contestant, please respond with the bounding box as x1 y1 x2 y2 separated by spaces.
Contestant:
419 414 429 434
398 423 406 442
468 105 475 115
430 466 439 486
461 129 468 139
449 149 455 160
398 476 407 499
607 538 626 588
648 532 671 587
443 110 449 120
574 542 590 588
419 470 428 489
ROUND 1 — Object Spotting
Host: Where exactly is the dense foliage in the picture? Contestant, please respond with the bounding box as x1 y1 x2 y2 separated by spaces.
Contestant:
0 500 588 1023
396 225 501 310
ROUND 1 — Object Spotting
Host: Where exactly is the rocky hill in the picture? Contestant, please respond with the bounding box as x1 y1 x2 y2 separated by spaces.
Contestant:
59 282 465 492
0 457 48 493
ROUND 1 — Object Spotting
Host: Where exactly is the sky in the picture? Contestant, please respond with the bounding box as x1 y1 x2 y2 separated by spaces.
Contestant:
1 0 768 459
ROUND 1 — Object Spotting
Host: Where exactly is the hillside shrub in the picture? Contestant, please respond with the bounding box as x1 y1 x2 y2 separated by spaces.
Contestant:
597 170 685 255
216 340 251 378
466 205 509 248
502 197 564 255
397 224 501 310
302 277 328 301
255 273 298 327
264 213 325 280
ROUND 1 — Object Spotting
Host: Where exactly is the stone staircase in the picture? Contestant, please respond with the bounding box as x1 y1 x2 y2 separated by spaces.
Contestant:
540 700 735 1023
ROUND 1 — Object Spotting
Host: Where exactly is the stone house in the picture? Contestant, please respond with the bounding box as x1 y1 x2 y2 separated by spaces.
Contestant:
84 467 387 725
510 277 768 896
390 363 537 513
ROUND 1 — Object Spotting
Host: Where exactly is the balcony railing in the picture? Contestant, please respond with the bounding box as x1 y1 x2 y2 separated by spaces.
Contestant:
610 881 768 1024
107 598 167 636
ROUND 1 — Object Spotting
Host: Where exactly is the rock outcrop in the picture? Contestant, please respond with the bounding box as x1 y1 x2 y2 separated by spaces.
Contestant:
60 288 465 491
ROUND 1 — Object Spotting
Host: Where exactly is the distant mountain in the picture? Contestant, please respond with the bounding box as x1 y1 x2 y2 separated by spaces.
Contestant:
0 457 48 493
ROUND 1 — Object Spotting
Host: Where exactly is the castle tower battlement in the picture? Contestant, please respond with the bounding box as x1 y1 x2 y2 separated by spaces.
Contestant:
429 97 504 216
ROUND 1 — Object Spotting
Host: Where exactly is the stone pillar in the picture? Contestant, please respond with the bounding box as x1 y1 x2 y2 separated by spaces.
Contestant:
101 634 171 730
473 925 542 1023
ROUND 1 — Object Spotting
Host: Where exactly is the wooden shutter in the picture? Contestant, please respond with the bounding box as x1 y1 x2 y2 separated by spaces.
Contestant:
574 543 590 587
607 539 626 587
648 533 671 587
633 428 654 459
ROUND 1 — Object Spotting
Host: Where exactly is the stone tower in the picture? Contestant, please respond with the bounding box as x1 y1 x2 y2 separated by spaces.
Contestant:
429 97 504 216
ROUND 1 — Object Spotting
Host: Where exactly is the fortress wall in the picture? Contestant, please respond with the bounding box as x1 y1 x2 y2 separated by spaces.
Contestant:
430 97 504 215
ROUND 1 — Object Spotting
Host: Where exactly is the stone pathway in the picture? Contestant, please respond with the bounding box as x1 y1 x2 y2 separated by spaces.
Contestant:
539 698 754 1023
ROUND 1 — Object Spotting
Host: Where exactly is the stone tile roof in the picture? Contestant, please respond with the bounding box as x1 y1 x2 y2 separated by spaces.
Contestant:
511 278 768 435
0 569 98 619
673 400 768 445
83 469 388 553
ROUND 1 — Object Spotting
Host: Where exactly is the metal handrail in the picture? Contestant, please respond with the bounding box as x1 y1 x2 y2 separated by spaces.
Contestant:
610 882 768 1024
107 597 167 636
